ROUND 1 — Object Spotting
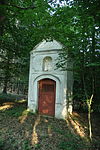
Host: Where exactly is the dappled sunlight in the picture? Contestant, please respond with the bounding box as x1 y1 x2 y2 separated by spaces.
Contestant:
25 130 30 138
31 115 40 146
66 114 87 138
73 112 80 117
18 109 30 124
44 118 49 123
44 118 53 137
0 104 13 110
48 125 52 137
62 105 67 118
16 99 27 103
0 102 15 111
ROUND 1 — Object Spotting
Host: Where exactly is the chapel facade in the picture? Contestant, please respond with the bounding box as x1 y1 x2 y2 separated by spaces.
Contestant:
28 39 73 119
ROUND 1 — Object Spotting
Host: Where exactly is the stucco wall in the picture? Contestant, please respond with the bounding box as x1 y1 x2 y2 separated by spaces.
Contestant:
28 40 73 119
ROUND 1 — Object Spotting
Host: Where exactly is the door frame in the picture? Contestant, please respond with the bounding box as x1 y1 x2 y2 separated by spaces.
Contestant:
38 78 56 116
32 74 61 117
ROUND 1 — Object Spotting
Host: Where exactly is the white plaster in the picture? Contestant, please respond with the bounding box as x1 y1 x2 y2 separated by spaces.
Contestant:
28 39 73 119
32 39 63 52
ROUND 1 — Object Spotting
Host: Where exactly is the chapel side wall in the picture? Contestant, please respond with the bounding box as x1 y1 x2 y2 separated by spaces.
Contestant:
66 60 73 114
28 53 33 109
55 71 67 119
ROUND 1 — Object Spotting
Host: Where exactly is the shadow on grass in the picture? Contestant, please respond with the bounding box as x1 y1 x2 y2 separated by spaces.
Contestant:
65 112 100 150
0 93 27 104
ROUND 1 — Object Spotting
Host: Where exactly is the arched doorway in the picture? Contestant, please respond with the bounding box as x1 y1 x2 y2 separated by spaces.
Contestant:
38 78 56 116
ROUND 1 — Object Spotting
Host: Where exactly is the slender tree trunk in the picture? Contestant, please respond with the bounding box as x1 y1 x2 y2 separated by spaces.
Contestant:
82 74 93 141
87 94 93 141
2 56 10 94
2 77 8 94
91 25 96 99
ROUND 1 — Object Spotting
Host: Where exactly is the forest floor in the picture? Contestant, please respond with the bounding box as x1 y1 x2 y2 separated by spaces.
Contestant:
0 93 100 150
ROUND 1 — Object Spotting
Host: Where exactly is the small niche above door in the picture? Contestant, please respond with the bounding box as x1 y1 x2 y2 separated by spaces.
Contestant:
43 56 52 71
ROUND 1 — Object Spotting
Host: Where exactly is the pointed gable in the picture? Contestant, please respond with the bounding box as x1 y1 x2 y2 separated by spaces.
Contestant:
32 39 63 52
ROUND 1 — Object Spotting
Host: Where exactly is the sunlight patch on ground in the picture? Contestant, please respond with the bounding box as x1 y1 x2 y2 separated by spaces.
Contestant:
25 130 29 138
0 102 15 110
48 125 52 137
18 109 30 124
44 118 48 123
31 116 40 146
16 99 27 103
66 114 86 138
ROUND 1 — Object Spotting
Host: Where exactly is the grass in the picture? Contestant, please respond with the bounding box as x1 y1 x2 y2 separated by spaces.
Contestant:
0 93 100 150
2 105 26 117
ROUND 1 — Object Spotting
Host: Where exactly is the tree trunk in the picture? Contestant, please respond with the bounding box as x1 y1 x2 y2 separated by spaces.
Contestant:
87 94 93 141
2 78 8 94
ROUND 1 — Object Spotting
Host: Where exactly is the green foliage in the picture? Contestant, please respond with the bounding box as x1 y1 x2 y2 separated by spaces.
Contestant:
0 0 100 111
93 104 100 113
34 143 41 149
0 139 4 150
22 140 31 150
0 0 55 93
55 0 100 110
3 106 25 117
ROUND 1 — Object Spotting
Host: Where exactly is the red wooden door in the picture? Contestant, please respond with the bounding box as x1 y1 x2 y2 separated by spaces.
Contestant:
38 79 56 116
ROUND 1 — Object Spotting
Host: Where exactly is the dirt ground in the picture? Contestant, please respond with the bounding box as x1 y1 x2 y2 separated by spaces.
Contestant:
0 98 100 150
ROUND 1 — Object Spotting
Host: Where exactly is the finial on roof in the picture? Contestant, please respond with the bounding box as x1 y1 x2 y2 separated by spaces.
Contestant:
46 38 53 42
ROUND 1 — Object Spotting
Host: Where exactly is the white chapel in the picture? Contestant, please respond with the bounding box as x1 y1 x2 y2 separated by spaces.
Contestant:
28 39 73 119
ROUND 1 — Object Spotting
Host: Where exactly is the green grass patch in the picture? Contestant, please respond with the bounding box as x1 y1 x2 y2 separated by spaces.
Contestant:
58 140 86 150
53 126 87 150
1 106 26 117
22 140 31 150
